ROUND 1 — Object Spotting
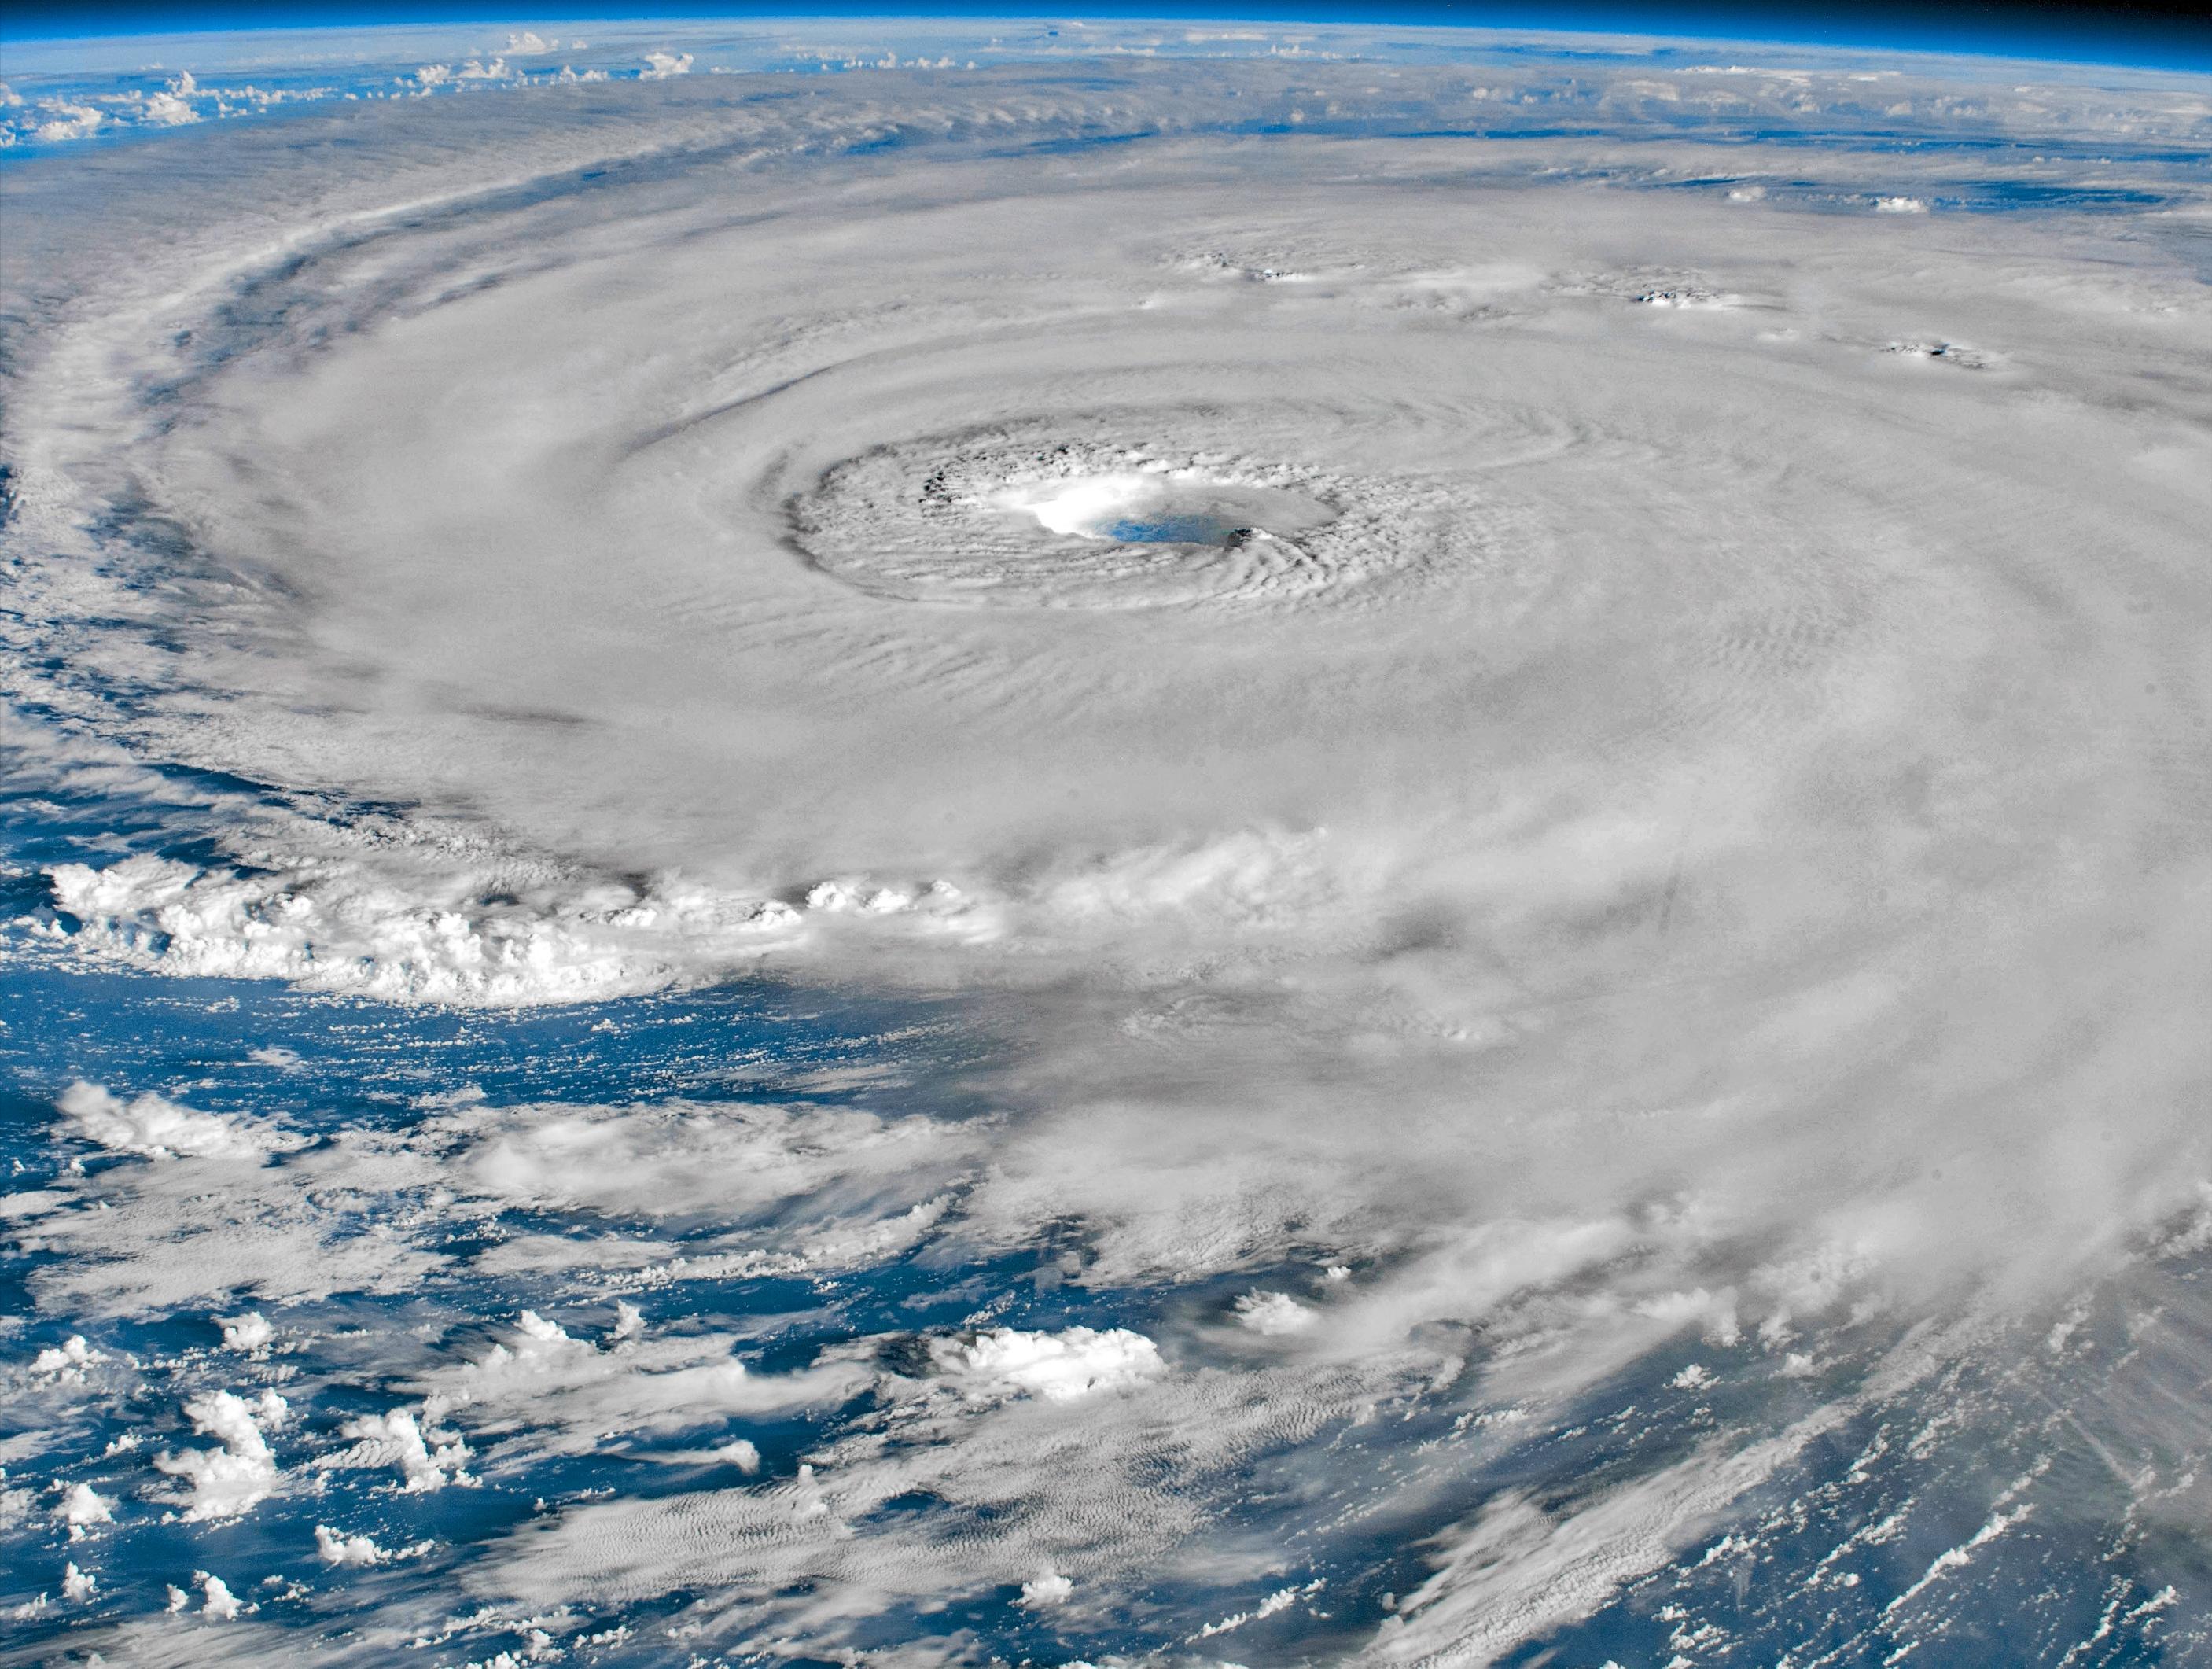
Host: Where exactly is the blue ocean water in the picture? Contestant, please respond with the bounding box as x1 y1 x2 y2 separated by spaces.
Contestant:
1107 514 1252 545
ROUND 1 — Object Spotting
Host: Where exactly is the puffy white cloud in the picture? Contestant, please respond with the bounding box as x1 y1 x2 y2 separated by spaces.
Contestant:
315 1523 388 1566
197 1571 244 1620
1235 1291 1316 1336
141 90 198 126
53 1481 113 1535
935 1327 1165 1403
1018 1570 1073 1607
153 1389 289 1520
218 1311 274 1352
326 1407 471 1494
31 1335 102 1380
45 854 804 1004
640 51 694 79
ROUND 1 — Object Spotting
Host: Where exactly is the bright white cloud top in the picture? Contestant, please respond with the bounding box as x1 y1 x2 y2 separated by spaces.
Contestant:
1 16 2207 1667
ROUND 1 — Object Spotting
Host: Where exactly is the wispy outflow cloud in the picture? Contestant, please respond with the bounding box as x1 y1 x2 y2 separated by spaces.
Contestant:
58 1080 264 1160
13 1082 980 1319
1 23 2207 1667
412 1309 877 1467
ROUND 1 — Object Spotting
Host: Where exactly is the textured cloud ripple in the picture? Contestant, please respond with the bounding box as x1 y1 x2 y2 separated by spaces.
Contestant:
2 20 2210 1665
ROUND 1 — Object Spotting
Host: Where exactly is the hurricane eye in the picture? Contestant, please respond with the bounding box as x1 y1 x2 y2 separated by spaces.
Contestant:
990 473 1331 550
786 429 1501 611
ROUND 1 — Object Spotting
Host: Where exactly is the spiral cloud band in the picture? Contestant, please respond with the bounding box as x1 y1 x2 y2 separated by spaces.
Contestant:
3 20 2210 1665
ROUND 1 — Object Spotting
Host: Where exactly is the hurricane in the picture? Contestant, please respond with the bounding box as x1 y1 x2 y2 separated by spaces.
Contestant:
2 13 2208 1666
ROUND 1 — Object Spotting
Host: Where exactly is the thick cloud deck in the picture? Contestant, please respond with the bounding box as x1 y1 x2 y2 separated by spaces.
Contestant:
2 20 2210 1668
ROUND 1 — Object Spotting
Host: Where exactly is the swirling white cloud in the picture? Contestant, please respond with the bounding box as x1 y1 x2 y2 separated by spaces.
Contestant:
2 17 2208 1665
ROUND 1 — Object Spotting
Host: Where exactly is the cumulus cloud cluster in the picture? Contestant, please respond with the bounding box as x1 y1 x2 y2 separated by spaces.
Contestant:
153 1390 290 1521
2 20 2208 1667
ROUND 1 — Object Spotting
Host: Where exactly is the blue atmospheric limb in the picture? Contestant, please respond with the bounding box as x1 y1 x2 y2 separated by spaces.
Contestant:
1 1 2209 70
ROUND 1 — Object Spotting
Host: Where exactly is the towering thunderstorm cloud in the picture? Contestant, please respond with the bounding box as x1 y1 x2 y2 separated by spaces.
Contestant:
1 18 2207 1665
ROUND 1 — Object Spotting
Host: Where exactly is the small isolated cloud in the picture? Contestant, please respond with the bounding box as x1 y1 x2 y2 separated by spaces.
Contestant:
641 51 694 80
197 1571 245 1620
935 1326 1164 1402
54 1482 113 1536
1018 1569 1073 1607
315 1523 388 1566
1192 1581 1315 1639
1875 194 1928 213
218 1311 273 1352
504 31 558 54
142 90 197 126
1235 1291 1317 1336
61 1562 95 1602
